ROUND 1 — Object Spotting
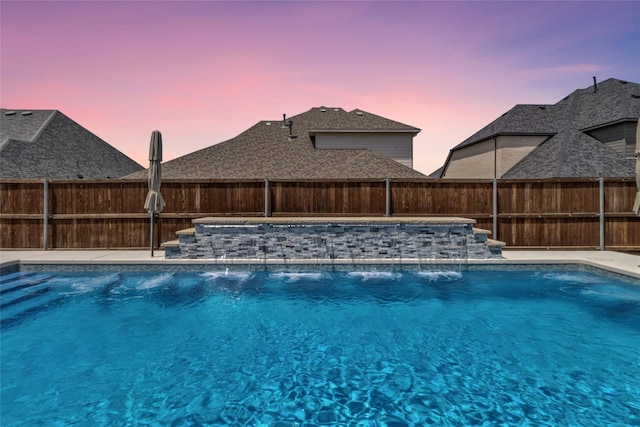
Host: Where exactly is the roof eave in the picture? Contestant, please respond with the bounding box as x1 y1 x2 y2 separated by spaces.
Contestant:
309 129 421 135
581 117 638 133
453 132 557 151
438 150 454 178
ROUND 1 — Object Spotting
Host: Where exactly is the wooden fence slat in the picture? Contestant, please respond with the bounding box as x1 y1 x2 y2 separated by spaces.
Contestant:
0 178 638 250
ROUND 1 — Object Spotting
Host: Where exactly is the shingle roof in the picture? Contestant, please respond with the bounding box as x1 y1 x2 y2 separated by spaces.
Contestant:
567 78 640 129
0 110 56 147
503 131 634 178
1 109 143 179
125 107 426 180
448 78 639 178
308 107 421 132
454 104 557 149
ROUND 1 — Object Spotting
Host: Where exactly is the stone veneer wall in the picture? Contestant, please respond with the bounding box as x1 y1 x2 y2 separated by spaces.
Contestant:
166 221 502 260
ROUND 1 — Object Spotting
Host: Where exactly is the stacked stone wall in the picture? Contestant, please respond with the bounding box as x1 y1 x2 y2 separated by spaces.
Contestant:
166 221 502 260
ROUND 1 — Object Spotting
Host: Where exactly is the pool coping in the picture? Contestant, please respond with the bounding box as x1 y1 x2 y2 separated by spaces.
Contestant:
193 216 476 224
1 249 638 280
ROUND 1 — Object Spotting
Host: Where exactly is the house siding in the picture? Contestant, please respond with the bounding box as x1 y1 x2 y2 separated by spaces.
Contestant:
587 121 637 158
314 132 413 168
443 135 547 178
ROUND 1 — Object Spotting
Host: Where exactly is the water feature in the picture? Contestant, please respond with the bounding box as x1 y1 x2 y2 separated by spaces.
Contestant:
167 217 503 260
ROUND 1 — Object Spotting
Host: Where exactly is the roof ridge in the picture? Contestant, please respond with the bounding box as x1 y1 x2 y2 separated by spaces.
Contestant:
30 110 58 142
0 137 15 152
553 92 580 176
616 80 633 119
347 108 421 131
290 106 345 119
493 105 519 134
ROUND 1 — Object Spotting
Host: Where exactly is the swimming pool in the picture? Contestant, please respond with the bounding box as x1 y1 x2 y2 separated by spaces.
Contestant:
1 266 639 426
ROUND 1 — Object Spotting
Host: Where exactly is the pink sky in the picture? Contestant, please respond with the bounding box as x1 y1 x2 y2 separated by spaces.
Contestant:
2 1 639 175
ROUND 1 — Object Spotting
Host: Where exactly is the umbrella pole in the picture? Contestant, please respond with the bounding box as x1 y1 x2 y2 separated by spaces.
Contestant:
150 213 154 257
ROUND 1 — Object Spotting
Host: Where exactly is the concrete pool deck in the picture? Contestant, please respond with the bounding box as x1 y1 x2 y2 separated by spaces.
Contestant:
0 249 638 280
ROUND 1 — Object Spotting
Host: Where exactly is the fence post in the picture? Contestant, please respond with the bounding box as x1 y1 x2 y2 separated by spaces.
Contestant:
43 179 49 250
385 178 391 217
599 177 604 251
264 178 270 217
492 179 498 241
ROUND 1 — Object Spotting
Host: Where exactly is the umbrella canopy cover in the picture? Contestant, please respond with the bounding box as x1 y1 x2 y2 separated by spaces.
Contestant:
144 130 165 214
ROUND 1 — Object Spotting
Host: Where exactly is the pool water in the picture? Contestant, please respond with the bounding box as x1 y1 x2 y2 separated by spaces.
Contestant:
1 267 639 426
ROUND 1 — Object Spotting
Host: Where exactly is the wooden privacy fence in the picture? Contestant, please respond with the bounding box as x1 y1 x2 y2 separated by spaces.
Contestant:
1 178 638 251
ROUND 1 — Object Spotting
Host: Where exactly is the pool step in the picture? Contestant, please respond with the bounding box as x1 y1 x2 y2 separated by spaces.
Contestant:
1 274 54 295
161 228 194 245
1 283 52 309
1 294 67 329
161 228 195 257
0 271 37 285
0 274 65 329
176 228 196 238
472 227 505 257
487 238 506 247
472 228 505 244
161 239 180 248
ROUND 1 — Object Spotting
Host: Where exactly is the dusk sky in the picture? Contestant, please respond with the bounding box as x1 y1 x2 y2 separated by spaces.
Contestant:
2 1 639 175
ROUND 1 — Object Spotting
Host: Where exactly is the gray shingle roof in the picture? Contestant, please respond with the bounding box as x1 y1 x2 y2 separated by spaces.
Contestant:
448 78 639 178
125 107 426 180
308 107 421 132
0 110 55 147
454 104 557 149
1 109 143 179
503 131 634 178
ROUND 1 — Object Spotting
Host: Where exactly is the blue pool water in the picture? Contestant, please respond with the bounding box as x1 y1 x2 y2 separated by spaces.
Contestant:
1 267 639 426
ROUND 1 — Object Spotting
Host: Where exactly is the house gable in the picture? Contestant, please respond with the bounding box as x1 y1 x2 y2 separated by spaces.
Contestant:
584 120 637 158
439 78 639 178
443 135 549 179
314 132 414 168
309 107 418 168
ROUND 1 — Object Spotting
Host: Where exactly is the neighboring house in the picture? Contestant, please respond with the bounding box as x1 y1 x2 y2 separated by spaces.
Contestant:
125 107 425 180
437 78 639 178
0 109 143 179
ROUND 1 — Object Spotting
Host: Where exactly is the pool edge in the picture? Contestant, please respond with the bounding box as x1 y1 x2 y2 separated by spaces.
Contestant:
2 253 638 282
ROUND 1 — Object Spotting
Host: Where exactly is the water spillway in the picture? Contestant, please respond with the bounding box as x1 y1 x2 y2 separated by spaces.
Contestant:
163 217 504 262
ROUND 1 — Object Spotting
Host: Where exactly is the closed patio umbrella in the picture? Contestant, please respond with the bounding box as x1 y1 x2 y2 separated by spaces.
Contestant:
634 118 640 216
144 130 165 256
